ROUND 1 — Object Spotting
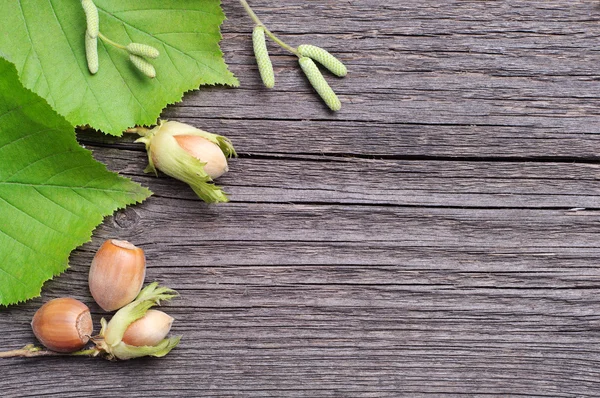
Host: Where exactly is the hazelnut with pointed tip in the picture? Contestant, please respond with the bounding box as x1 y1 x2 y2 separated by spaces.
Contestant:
89 239 146 311
174 134 229 179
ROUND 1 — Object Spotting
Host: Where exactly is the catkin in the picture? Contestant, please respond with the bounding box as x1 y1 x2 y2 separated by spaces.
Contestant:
298 57 341 111
126 43 160 59
297 45 347 77
252 26 275 88
129 54 156 78
85 31 99 74
81 0 99 39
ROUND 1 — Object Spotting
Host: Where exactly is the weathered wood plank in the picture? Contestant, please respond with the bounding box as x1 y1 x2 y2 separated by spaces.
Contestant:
3 201 600 396
2 1 600 397
84 117 600 160
84 145 600 208
161 0 600 158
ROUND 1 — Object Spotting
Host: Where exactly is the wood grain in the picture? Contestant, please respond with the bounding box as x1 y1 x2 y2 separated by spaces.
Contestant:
2 0 600 396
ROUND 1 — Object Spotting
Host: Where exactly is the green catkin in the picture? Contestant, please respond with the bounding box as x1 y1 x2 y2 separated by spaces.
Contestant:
297 44 347 77
126 43 160 59
81 0 99 39
252 26 275 88
298 57 341 111
129 54 156 78
85 31 99 74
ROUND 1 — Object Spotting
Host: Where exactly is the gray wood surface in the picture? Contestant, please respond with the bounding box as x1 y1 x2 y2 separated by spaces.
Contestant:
2 0 600 396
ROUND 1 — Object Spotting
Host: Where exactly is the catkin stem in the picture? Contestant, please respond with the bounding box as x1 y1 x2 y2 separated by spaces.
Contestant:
239 0 299 56
98 32 126 50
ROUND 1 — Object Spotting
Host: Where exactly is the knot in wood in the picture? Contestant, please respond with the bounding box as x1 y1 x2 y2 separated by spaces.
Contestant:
113 208 140 229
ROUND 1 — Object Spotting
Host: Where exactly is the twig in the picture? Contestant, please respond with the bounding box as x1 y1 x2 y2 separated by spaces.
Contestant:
0 344 99 359
239 0 299 56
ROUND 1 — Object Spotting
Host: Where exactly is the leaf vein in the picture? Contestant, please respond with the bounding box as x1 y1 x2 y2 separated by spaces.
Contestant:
17 1 54 105
0 259 31 290
44 164 96 185
0 181 140 195
101 42 150 118
33 187 85 221
4 147 75 182
0 128 53 155
0 194 64 236
98 6 227 81
0 227 63 272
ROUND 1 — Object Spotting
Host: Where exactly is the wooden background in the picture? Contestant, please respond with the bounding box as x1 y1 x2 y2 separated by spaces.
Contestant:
3 0 600 396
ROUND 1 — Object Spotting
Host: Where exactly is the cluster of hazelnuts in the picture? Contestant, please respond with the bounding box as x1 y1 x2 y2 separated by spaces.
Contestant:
30 240 179 359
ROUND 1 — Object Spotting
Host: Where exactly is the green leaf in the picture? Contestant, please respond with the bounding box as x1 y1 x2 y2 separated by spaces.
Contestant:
0 0 238 136
0 58 151 305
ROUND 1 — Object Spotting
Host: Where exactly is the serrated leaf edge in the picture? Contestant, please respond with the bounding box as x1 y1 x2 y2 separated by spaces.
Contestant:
0 59 152 306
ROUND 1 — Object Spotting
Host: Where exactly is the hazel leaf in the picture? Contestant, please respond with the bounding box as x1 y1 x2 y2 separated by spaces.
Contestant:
0 0 238 136
0 58 151 306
